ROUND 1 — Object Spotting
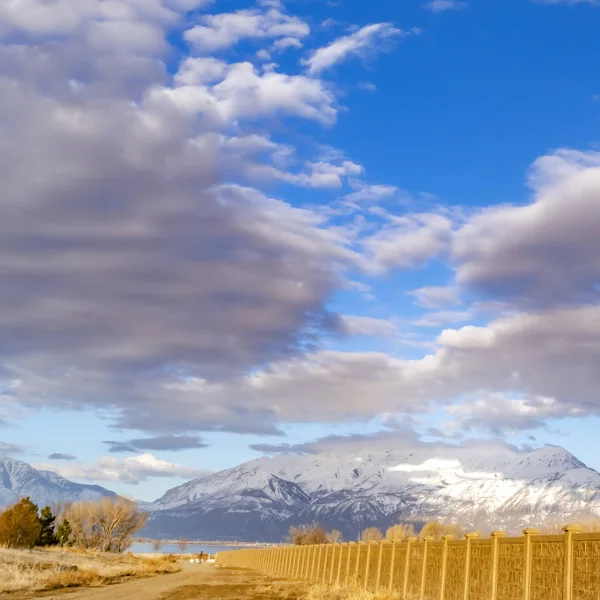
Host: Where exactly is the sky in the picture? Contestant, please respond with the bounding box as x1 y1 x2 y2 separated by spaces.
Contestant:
1 0 600 502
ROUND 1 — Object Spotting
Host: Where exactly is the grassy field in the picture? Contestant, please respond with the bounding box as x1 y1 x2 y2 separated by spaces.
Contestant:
0 547 181 593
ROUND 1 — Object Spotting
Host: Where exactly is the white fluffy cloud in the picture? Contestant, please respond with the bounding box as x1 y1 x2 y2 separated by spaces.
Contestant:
184 5 309 52
35 454 208 484
158 59 338 125
302 23 410 75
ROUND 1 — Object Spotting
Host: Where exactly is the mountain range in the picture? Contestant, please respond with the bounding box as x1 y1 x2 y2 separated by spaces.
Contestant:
142 444 600 541
3 444 600 541
0 455 116 509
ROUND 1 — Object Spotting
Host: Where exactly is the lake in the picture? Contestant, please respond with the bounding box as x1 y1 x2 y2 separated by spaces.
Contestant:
129 542 244 555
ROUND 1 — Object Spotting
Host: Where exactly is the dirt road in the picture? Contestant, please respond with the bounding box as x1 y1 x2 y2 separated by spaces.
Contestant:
13 564 306 600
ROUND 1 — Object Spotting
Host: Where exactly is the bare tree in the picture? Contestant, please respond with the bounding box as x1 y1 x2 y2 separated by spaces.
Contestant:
385 523 415 542
287 523 327 545
178 539 189 555
361 527 383 542
327 529 343 543
65 497 148 553
419 521 462 541
151 539 162 555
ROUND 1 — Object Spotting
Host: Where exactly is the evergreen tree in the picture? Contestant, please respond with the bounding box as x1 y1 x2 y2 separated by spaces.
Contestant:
56 519 73 547
38 506 58 546
0 497 42 548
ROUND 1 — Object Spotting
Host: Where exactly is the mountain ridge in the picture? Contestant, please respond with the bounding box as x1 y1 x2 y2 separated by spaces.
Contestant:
143 443 600 541
0 455 117 508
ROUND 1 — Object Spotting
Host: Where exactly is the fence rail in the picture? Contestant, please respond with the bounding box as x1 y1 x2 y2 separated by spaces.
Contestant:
216 525 600 600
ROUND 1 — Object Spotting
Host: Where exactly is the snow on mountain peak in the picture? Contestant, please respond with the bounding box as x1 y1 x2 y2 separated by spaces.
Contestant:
144 443 600 541
0 455 116 508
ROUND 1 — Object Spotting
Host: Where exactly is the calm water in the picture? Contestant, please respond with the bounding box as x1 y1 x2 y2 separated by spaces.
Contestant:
129 542 242 555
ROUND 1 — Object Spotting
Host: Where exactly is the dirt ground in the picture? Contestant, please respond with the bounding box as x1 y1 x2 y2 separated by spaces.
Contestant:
6 564 306 600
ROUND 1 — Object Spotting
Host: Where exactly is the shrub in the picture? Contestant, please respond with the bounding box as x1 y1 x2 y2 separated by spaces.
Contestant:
56 520 73 547
0 497 42 549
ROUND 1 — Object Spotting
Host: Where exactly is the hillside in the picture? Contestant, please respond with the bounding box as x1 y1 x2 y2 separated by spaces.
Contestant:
144 444 600 541
0 456 116 508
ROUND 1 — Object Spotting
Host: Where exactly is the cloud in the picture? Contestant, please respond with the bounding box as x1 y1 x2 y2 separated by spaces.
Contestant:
342 183 398 205
271 36 303 53
0 0 368 437
413 310 473 327
447 393 585 433
35 454 209 485
0 441 24 455
249 429 529 462
48 453 77 461
453 148 600 308
302 23 411 75
163 59 338 125
340 315 398 337
423 0 467 12
250 427 423 455
105 435 208 453
184 5 309 52
363 213 453 272
409 286 462 309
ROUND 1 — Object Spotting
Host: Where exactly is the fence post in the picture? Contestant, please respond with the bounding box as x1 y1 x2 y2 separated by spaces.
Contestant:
420 537 433 600
490 531 505 600
293 546 301 578
303 545 311 579
310 544 318 579
282 547 288 575
463 532 479 600
375 541 385 592
270 548 275 574
355 541 366 587
323 544 330 581
523 528 539 600
317 544 325 580
283 547 290 576
329 544 338 582
563 525 581 600
301 546 307 578
364 541 374 590
346 542 356 585
388 540 398 594
336 543 345 585
403 537 417 600
440 535 454 600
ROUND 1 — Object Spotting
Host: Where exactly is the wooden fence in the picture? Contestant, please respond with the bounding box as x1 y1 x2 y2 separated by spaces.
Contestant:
216 526 600 600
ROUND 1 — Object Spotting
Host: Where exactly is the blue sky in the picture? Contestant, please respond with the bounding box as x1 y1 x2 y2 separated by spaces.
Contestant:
1 0 600 501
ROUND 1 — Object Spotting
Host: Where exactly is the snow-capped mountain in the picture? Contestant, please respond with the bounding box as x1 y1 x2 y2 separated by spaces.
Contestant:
143 444 600 541
0 456 117 508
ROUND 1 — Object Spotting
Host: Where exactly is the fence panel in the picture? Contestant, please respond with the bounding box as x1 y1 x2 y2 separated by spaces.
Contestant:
468 539 493 600
216 527 600 600
424 541 443 600
497 537 525 600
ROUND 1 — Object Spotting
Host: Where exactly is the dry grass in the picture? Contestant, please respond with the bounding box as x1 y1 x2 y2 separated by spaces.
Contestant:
304 583 404 600
0 547 181 593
